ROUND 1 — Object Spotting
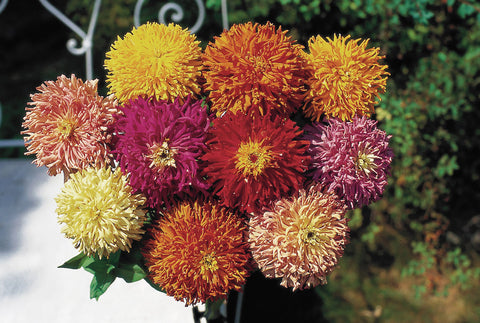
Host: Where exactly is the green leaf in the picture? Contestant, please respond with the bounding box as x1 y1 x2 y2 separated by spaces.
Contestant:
115 263 147 283
58 253 94 270
90 271 116 300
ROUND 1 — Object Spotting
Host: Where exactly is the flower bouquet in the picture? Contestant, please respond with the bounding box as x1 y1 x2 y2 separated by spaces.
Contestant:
22 21 392 321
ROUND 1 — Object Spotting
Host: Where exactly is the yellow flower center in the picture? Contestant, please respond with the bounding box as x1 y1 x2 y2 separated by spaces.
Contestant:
147 140 176 172
355 150 377 176
246 55 270 75
56 118 76 139
235 139 274 178
200 252 219 275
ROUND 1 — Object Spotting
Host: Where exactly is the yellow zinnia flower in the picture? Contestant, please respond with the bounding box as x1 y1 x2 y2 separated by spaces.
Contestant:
303 35 389 121
104 22 203 104
55 167 147 259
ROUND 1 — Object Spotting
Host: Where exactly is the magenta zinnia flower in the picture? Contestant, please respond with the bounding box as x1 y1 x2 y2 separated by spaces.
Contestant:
248 184 349 290
201 112 310 214
113 96 210 209
304 116 393 209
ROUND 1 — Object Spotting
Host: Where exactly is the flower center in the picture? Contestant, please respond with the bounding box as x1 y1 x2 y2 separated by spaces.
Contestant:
235 139 274 178
300 226 327 246
247 55 269 74
200 252 218 275
334 67 358 92
147 140 176 172
56 118 76 139
355 150 377 176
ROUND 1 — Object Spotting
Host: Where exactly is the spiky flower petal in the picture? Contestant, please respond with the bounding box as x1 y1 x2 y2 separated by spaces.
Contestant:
142 199 250 305
55 167 147 259
304 116 393 208
248 184 349 290
113 96 210 209
202 22 308 117
201 112 310 214
105 22 203 104
303 35 389 121
22 74 117 176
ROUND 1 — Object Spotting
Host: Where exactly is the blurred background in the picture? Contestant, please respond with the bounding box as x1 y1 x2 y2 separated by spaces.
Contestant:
1 0 480 322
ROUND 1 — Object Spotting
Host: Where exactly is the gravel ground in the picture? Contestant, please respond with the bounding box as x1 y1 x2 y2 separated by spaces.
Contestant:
0 159 193 323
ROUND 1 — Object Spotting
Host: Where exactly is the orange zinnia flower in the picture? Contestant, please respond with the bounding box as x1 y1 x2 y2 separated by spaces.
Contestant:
202 22 308 117
303 35 389 121
248 184 349 291
142 199 250 305
22 74 118 176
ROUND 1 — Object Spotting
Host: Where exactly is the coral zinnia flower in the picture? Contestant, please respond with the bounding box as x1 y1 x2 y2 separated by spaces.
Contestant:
55 167 147 259
248 184 349 291
303 35 389 121
105 22 203 104
201 112 310 214
113 96 210 209
304 116 393 209
22 74 117 176
142 199 250 306
202 22 308 117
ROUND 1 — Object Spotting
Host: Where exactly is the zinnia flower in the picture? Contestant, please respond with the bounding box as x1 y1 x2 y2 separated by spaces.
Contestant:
105 22 203 104
113 96 210 209
304 116 393 209
248 184 349 290
55 167 147 259
142 199 250 306
202 22 308 117
303 35 389 121
22 74 117 176
201 112 310 214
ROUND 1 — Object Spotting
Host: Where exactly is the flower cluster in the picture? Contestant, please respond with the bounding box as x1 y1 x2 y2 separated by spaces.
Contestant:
22 21 392 306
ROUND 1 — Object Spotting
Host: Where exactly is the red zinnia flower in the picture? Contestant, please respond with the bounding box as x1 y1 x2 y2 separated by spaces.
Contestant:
142 199 251 306
201 112 310 214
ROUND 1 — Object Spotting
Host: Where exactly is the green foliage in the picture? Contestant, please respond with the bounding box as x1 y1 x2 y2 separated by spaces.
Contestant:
402 242 480 298
59 245 150 300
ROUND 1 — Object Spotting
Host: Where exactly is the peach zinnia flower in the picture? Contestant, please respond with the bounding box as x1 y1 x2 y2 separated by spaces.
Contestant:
142 199 250 305
248 184 349 290
55 167 147 259
303 35 389 121
22 74 117 176
105 22 203 104
202 22 308 117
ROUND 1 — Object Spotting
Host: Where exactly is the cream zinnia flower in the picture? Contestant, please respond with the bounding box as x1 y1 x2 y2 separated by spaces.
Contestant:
248 184 350 290
55 167 147 258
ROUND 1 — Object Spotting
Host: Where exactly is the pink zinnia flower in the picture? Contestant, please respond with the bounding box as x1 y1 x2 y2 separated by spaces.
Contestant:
22 74 118 176
248 184 349 291
304 116 393 209
113 96 210 209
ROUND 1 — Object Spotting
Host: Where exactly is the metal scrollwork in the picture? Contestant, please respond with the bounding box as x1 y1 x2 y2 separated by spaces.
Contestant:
134 0 228 33
38 0 101 80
